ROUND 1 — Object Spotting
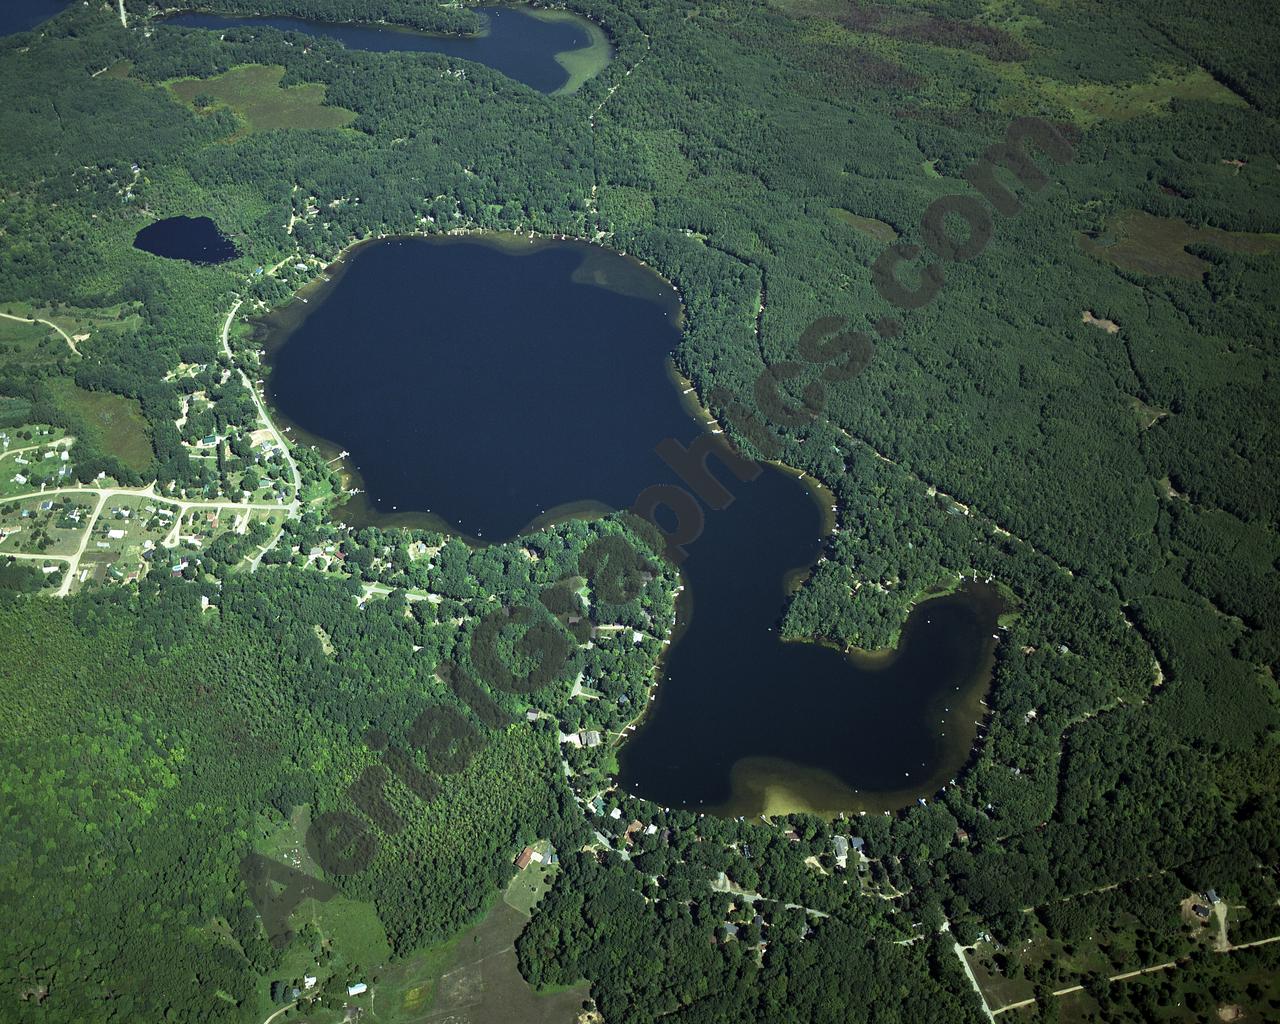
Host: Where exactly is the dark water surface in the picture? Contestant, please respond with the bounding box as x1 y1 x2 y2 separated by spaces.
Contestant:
162 6 604 94
263 235 1001 813
0 0 69 36
133 216 239 264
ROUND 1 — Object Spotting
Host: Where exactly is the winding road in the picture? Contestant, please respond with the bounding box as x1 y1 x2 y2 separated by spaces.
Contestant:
0 311 81 355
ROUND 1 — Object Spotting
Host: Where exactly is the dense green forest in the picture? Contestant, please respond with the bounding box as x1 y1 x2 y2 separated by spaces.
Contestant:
1 0 1278 1021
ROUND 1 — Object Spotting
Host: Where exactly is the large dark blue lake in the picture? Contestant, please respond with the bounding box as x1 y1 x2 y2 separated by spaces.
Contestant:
161 6 610 94
263 235 1001 814
0 0 69 36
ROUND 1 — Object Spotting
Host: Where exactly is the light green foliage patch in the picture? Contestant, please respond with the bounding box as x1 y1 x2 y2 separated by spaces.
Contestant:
168 64 357 137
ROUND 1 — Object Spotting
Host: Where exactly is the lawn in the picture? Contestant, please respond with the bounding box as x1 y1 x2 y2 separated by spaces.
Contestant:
167 64 357 138
504 841 558 917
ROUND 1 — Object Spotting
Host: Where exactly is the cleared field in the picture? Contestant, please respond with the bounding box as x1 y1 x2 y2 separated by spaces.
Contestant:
1080 210 1280 281
1 300 144 351
1042 67 1246 124
503 842 558 917
829 207 898 243
416 900 586 1024
0 317 68 368
168 64 357 137
48 379 153 472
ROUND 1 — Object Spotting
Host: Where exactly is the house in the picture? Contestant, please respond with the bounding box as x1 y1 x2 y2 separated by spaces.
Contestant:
525 709 539 722
515 845 536 870
609 807 623 820
581 730 602 748
303 976 317 990
833 836 849 869
107 529 125 540
346 982 368 997
1192 904 1210 919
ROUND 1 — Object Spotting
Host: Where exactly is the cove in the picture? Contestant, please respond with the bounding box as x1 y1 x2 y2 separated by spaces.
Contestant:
0 0 69 36
161 6 611 95
133 215 239 264
262 234 1002 814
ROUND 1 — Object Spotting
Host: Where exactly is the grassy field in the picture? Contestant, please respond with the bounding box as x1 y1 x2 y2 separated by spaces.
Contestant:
1 300 144 352
243 811 583 1024
167 64 357 138
1080 210 1280 281
412 900 587 1024
1038 66 1246 125
0 316 69 369
47 379 153 472
829 207 898 243
503 841 558 917
532 9 613 95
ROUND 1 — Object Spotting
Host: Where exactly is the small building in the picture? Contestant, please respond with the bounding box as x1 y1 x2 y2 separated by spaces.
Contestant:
515 845 536 870
833 835 849 869
1207 888 1220 904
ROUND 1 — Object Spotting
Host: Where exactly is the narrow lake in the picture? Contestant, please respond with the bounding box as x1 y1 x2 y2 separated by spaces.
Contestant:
263 235 1002 815
134 215 239 264
0 0 69 36
161 6 611 94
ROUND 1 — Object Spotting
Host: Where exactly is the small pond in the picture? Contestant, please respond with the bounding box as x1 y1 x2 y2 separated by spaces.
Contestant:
133 216 239 265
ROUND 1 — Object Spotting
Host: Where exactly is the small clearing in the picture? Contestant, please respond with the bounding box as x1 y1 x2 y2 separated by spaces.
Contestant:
167 64 357 139
830 208 898 243
1080 209 1280 281
1081 309 1119 333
